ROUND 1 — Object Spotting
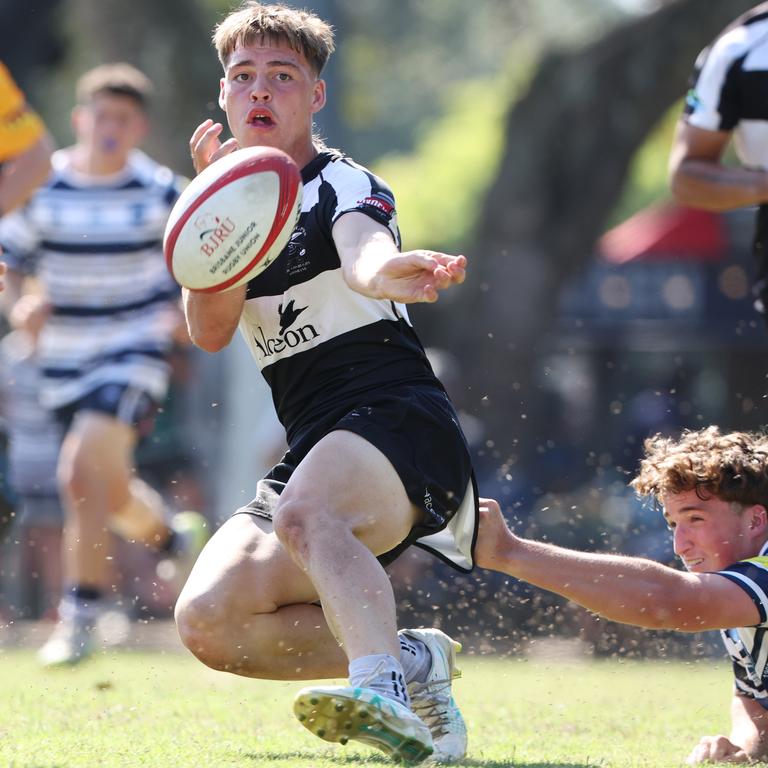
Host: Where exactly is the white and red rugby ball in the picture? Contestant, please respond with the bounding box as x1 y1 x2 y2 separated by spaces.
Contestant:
164 146 302 292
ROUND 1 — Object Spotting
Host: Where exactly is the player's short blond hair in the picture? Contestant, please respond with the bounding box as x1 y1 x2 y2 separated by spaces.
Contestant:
76 63 153 110
631 426 768 507
213 2 335 75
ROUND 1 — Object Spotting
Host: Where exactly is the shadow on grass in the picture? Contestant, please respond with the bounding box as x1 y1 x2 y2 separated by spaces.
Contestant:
243 752 599 767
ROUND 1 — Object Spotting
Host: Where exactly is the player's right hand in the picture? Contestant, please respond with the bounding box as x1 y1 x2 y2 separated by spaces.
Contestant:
189 119 239 174
686 735 750 764
10 293 51 337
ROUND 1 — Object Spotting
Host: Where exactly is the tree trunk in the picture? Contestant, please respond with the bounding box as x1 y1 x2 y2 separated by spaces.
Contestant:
459 0 756 476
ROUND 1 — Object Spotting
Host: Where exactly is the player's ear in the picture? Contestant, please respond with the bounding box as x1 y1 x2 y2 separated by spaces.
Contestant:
218 78 227 111
310 79 326 114
747 504 768 533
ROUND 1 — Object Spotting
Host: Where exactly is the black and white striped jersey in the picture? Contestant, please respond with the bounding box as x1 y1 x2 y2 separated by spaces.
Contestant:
237 150 443 442
684 3 768 168
718 541 768 707
0 148 184 409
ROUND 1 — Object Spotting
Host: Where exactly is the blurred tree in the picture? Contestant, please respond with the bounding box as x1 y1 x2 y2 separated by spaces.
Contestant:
0 0 65 90
453 0 756 481
338 0 628 163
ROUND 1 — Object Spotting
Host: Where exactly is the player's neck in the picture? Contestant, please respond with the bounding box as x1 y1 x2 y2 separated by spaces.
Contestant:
70 145 130 177
290 140 319 171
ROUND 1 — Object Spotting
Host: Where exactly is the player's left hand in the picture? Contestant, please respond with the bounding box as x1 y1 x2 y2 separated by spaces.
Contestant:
686 735 750 764
374 250 466 303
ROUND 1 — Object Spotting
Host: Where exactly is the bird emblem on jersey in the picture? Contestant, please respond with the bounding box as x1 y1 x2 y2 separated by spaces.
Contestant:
278 300 308 336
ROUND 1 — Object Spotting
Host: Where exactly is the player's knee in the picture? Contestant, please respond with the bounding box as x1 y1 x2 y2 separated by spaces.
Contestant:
58 457 89 510
176 591 277 676
272 499 316 558
175 592 233 671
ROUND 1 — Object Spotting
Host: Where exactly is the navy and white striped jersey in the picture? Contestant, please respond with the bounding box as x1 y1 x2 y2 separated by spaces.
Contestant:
237 150 443 442
684 3 768 168
0 148 184 409
0 332 62 499
717 541 768 707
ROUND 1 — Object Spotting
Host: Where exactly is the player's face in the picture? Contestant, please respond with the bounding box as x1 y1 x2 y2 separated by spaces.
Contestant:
72 93 148 160
664 490 764 573
219 39 326 168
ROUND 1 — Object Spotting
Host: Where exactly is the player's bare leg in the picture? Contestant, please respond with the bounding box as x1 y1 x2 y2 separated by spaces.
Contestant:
177 431 421 670
176 512 347 679
39 412 206 666
177 430 435 760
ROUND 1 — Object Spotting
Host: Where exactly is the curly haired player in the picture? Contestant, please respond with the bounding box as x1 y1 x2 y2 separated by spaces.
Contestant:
476 426 768 764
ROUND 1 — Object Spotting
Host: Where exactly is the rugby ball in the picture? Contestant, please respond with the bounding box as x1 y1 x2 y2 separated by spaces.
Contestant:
164 146 302 292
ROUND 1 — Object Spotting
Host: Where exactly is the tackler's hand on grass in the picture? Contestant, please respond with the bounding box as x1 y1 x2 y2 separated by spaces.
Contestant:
686 735 750 764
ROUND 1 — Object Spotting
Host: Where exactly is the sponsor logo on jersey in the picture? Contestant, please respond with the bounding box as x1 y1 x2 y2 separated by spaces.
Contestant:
278 299 308 336
252 300 319 358
685 88 702 111
357 193 395 217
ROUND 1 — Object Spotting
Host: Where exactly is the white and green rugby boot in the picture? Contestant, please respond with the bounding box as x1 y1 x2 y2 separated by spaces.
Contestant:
38 615 96 667
293 684 433 764
400 628 467 763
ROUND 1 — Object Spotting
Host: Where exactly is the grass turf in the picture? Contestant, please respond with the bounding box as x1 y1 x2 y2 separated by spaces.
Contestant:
0 648 732 767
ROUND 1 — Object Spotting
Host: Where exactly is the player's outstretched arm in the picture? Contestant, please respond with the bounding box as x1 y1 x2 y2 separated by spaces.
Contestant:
475 498 760 632
687 694 768 764
669 121 768 211
333 211 465 303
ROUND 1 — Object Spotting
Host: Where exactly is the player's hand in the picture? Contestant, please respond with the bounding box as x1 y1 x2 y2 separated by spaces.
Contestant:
373 251 466 303
686 735 750 764
189 119 239 174
9 293 51 337
474 498 517 570
0 260 5 293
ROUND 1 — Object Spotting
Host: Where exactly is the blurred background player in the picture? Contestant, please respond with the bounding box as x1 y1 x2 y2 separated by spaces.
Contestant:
175 3 472 763
668 3 768 324
0 62 207 666
475 427 768 765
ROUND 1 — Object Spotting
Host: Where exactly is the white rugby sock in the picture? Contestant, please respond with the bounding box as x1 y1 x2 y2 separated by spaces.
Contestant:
349 653 410 707
59 594 102 626
399 633 432 684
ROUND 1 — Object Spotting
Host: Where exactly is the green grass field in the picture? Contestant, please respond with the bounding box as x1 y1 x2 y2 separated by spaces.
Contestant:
0 649 733 767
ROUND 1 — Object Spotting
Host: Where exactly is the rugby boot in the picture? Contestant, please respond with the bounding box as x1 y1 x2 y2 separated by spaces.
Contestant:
401 627 467 762
293 684 433 764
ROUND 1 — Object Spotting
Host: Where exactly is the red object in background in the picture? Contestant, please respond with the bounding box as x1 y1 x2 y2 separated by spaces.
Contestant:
599 204 728 265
